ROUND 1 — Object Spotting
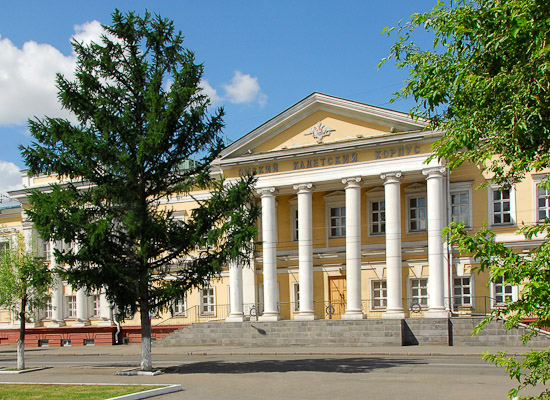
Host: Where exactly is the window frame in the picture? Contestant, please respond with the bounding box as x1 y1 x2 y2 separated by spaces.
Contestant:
409 278 428 308
452 276 473 309
66 295 77 319
491 276 518 308
533 176 550 223
450 182 473 229
406 194 427 233
488 185 516 227
199 287 216 317
291 281 300 313
324 192 346 240
370 279 387 311
289 197 298 242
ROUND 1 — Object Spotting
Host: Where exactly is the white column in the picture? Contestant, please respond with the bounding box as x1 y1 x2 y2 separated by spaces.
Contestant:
381 172 405 319
258 187 281 321
48 240 66 327
342 177 365 320
423 167 449 318
294 183 316 320
98 290 115 326
73 288 90 326
226 262 245 322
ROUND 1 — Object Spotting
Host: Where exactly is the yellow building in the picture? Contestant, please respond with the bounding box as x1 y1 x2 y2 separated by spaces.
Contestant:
0 93 544 344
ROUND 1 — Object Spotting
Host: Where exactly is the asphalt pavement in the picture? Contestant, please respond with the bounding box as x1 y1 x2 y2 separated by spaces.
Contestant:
0 343 547 399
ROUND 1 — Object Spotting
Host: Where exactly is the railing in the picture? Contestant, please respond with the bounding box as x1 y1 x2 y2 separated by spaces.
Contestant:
154 296 498 327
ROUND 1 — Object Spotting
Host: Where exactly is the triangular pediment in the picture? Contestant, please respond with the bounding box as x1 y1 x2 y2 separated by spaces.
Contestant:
218 93 426 161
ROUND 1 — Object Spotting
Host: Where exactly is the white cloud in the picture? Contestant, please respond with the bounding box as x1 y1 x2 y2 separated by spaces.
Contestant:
0 160 22 194
0 20 106 127
199 79 223 105
222 71 267 107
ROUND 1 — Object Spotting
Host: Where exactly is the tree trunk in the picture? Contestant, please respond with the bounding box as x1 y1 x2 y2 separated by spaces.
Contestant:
140 297 152 371
17 297 26 370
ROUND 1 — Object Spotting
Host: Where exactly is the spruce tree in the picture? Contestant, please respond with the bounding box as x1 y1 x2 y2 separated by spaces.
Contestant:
21 10 258 371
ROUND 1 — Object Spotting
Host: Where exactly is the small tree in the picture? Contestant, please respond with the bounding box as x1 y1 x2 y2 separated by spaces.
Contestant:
0 232 51 370
20 10 258 371
382 0 550 398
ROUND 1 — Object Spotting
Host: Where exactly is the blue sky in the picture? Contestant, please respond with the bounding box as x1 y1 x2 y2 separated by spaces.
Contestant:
0 0 436 193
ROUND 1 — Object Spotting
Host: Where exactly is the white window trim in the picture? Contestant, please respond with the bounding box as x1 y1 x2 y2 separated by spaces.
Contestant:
452 274 474 310
172 295 187 317
291 281 299 313
66 295 77 319
533 175 550 224
407 277 429 309
324 191 346 241
369 278 387 311
488 185 516 227
198 287 216 317
490 278 518 308
450 182 473 229
366 188 386 237
405 193 427 234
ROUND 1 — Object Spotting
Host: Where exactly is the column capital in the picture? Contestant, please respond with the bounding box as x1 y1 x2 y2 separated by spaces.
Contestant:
381 171 403 184
422 167 446 179
293 183 314 193
342 177 362 188
257 187 278 197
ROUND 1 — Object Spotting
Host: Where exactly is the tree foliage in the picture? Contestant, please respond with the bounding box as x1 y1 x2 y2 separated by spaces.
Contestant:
0 232 51 369
20 10 258 371
383 0 550 398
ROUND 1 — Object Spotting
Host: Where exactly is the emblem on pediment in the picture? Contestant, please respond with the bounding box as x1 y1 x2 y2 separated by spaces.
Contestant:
305 121 335 144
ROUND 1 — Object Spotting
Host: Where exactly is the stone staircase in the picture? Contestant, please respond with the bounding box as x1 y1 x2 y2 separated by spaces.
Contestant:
156 317 550 347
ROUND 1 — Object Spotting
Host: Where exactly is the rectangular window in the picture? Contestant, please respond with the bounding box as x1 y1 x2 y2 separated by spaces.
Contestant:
492 277 514 307
330 206 346 237
41 240 51 261
492 188 512 225
410 278 428 307
0 241 9 257
537 186 550 222
451 192 470 226
371 280 387 310
293 208 299 241
67 295 77 318
44 298 53 319
409 196 427 232
174 296 187 316
91 295 100 317
292 282 300 312
453 277 472 308
370 201 386 235
199 287 215 316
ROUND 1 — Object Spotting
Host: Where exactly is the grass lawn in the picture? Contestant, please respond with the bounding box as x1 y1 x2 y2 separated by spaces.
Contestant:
0 384 164 399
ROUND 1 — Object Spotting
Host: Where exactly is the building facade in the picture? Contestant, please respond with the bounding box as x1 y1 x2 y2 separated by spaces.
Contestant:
0 93 544 344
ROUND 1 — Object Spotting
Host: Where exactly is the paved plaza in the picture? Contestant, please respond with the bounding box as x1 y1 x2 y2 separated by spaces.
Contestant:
0 344 547 399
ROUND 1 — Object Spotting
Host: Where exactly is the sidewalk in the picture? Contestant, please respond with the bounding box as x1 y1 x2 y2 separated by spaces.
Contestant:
3 342 544 358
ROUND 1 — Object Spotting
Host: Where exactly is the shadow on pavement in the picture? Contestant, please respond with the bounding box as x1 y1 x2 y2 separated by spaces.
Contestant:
161 357 425 374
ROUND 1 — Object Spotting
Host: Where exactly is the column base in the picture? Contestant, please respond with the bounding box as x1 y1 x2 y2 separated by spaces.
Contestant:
47 320 66 328
424 309 450 319
259 313 281 322
382 310 406 319
226 314 246 322
342 311 365 320
72 319 91 327
294 312 318 321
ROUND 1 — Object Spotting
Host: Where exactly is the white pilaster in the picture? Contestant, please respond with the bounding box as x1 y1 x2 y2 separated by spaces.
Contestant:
342 177 365 320
381 172 405 319
423 167 449 318
226 262 245 322
258 187 281 321
293 183 317 321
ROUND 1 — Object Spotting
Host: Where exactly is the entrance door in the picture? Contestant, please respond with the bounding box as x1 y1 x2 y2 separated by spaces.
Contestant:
328 277 346 319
